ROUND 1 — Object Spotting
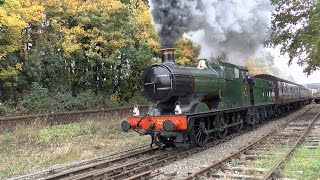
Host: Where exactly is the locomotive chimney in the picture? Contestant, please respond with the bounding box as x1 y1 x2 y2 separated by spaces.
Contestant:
161 48 175 64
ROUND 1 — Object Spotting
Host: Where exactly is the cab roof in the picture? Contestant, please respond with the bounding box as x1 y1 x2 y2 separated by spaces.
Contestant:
219 62 248 71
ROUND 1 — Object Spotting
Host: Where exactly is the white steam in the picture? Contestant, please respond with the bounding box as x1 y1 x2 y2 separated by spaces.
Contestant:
150 0 273 65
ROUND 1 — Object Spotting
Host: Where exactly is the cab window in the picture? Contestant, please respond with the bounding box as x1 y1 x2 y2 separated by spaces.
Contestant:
234 68 240 79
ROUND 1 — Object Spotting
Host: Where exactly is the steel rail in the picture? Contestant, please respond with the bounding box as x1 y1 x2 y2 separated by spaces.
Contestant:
99 126 277 180
11 145 150 180
18 105 311 180
261 110 320 180
60 149 184 180
304 121 320 149
107 106 312 180
44 146 160 180
181 104 316 180
54 130 247 180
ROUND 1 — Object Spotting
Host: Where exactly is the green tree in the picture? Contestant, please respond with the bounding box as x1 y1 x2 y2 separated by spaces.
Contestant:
268 0 319 74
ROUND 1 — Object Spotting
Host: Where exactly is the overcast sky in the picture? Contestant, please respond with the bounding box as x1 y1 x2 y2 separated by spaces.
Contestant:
271 48 320 85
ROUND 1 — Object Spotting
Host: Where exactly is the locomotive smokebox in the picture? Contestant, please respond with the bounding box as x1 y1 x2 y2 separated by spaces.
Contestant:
161 48 175 64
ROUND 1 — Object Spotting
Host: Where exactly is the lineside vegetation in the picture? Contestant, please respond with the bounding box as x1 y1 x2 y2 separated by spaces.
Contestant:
0 116 149 179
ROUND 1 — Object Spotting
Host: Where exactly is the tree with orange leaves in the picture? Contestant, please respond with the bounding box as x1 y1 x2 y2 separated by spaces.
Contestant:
175 38 200 66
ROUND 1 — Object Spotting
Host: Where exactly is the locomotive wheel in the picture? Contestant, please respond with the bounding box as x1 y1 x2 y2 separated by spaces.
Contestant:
190 118 208 146
260 108 268 122
246 113 258 127
215 115 228 138
233 113 243 132
268 107 275 118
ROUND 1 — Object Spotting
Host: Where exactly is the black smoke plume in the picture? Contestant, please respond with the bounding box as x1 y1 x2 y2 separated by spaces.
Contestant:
149 0 272 65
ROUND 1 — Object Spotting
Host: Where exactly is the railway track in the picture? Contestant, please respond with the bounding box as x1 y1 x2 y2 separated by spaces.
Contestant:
19 106 305 180
0 106 149 133
16 123 258 180
40 133 246 180
304 119 320 149
12 105 312 180
177 104 320 180
11 145 151 180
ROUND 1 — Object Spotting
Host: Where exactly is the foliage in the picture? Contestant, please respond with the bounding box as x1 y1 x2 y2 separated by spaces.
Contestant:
244 52 294 81
0 0 161 114
53 90 104 111
175 38 200 66
0 0 45 91
245 58 261 75
128 91 149 105
0 0 45 59
268 0 320 74
19 82 52 114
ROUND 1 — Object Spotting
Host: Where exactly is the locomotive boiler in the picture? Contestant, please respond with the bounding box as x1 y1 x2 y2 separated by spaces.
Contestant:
142 48 224 114
121 48 312 148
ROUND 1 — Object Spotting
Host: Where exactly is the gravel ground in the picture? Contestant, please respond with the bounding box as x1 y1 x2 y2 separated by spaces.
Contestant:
153 105 312 179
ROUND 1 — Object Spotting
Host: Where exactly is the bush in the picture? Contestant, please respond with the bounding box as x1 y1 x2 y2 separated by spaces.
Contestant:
19 83 53 114
128 92 149 106
51 90 105 112
0 105 7 116
104 92 121 108
1 86 147 116
67 90 103 111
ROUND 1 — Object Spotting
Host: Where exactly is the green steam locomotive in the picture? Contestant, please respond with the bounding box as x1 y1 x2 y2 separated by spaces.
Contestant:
121 48 312 147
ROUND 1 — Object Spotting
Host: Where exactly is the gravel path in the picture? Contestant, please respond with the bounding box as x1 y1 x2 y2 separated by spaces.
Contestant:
153 105 311 179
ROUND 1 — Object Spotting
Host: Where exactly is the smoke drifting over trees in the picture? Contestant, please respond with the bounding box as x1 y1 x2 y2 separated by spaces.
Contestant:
149 0 272 65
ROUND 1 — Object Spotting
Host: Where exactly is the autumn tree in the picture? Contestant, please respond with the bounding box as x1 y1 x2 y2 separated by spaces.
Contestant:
0 0 45 100
245 58 261 75
175 38 200 66
115 1 160 101
244 52 295 81
0 0 44 59
0 0 160 113
33 0 158 99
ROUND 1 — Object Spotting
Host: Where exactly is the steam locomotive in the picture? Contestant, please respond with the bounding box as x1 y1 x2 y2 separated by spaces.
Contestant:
121 48 312 147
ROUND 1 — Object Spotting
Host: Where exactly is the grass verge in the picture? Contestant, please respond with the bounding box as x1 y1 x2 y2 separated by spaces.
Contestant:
279 146 320 180
245 144 320 180
0 116 149 179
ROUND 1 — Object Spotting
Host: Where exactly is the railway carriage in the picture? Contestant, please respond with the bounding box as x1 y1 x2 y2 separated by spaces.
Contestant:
314 89 320 104
121 48 312 147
